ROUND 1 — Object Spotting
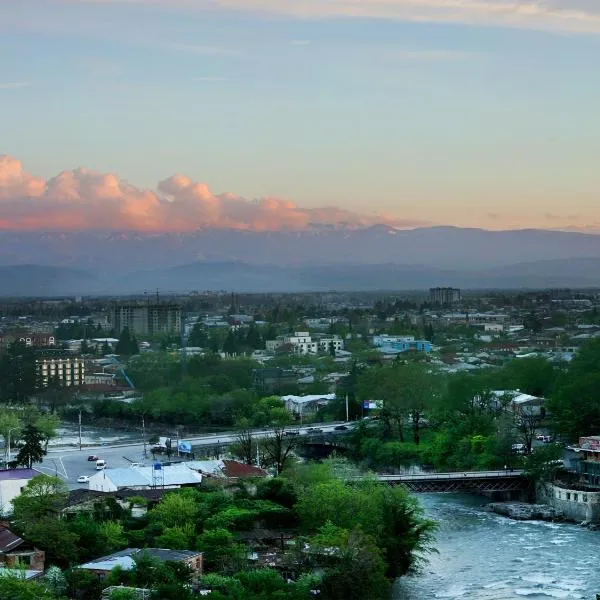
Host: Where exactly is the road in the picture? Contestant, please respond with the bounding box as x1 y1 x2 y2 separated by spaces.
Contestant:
36 422 354 488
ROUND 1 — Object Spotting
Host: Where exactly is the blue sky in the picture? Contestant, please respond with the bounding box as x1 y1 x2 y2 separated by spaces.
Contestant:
1 0 600 231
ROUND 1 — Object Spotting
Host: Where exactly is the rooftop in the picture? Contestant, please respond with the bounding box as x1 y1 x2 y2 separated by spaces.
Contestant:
0 469 39 481
79 548 202 572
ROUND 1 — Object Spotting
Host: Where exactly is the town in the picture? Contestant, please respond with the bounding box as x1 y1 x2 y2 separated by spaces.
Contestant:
0 286 599 598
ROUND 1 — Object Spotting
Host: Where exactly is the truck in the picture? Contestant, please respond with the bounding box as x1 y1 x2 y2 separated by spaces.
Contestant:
95 459 106 470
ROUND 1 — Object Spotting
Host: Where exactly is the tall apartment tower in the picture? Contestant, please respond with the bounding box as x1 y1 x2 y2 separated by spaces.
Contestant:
111 303 182 337
429 287 461 305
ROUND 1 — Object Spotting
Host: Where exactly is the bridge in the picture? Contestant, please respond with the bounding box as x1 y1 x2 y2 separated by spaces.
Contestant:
377 470 528 494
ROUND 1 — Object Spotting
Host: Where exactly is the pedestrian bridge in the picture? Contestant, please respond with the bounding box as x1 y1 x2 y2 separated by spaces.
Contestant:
377 470 528 493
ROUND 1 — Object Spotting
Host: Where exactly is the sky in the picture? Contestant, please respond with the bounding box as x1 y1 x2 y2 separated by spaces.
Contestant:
1 0 600 232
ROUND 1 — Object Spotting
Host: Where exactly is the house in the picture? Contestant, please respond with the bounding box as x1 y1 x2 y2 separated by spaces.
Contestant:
0 469 40 514
252 368 297 393
282 394 336 418
0 524 45 578
184 460 267 481
88 465 202 493
573 436 600 487
510 393 547 417
372 335 431 354
77 548 203 579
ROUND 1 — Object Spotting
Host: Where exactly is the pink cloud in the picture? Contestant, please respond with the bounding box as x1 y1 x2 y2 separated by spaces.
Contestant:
0 155 427 232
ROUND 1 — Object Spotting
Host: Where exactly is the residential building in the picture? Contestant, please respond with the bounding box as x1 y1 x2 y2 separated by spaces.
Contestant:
184 460 267 481
282 332 317 354
574 436 600 487
282 394 336 418
111 302 181 337
267 332 344 355
372 335 431 354
0 525 45 579
429 287 461 305
0 469 40 513
252 368 298 393
78 548 203 579
36 353 85 387
88 464 202 493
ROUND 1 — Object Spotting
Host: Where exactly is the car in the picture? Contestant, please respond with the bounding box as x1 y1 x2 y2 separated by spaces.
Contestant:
311 427 324 434
284 430 300 436
77 475 90 483
334 425 349 431
87 455 98 461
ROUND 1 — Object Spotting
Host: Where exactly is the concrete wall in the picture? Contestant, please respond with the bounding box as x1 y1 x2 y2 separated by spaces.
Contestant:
0 478 30 513
538 483 600 523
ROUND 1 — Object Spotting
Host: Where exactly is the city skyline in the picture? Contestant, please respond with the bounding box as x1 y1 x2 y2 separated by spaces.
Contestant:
1 0 599 232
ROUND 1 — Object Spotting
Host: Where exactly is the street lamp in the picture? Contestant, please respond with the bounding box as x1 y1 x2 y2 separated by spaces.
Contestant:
6 427 18 464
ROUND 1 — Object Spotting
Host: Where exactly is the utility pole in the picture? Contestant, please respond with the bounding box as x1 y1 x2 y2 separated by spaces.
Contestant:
142 415 147 458
78 408 82 451
345 394 349 422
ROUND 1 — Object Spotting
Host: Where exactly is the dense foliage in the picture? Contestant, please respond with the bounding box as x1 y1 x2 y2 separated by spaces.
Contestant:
10 460 434 600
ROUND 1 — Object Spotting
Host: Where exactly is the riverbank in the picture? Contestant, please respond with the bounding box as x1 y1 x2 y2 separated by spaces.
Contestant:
487 501 564 522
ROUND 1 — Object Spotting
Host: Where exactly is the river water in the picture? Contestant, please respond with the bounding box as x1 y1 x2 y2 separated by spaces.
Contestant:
395 494 600 600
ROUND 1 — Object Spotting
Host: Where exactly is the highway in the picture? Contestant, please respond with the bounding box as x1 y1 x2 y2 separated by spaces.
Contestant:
36 423 353 488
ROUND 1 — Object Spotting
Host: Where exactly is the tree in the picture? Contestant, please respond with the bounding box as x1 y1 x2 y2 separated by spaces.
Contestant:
12 474 68 524
149 490 199 528
515 409 542 454
305 523 390 600
116 327 138 356
0 575 59 600
15 425 46 468
196 528 247 573
0 342 38 404
547 339 600 441
188 322 209 348
0 409 22 462
232 418 255 465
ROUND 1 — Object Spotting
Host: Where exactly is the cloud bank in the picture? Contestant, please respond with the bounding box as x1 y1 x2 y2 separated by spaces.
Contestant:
0 155 422 232
72 0 600 35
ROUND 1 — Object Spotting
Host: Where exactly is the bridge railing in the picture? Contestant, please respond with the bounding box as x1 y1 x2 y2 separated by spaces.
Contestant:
377 470 525 482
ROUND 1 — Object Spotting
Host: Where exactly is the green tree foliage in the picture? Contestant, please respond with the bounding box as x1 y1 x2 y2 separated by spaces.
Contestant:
12 475 78 566
12 474 68 523
0 575 61 600
15 424 46 468
305 523 390 600
548 339 600 441
0 342 38 404
357 363 445 444
149 490 200 528
293 461 436 578
196 528 247 573
116 327 139 356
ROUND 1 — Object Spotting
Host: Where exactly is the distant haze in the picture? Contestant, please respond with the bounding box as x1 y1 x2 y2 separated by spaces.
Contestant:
1 226 600 295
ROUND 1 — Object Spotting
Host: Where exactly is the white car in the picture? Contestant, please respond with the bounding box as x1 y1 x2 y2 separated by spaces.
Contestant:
77 475 90 483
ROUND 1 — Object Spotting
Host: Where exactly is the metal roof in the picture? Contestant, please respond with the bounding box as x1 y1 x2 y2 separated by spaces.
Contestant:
92 465 202 489
79 548 202 572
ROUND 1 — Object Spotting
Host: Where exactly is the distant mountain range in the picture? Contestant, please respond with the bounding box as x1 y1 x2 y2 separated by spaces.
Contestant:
1 226 599 296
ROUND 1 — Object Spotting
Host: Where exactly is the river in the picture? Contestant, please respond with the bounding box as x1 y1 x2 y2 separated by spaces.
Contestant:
395 494 600 600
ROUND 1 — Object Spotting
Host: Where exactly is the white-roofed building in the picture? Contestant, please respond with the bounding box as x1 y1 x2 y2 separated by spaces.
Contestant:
282 394 336 418
88 464 202 493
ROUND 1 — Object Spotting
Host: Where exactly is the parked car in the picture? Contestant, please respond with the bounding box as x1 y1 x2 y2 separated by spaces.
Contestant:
312 427 324 434
77 475 90 483
284 430 300 437
334 425 349 431
87 455 98 461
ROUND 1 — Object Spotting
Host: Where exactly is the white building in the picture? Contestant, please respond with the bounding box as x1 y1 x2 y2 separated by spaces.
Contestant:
282 394 336 417
0 469 40 513
88 465 202 492
267 332 344 355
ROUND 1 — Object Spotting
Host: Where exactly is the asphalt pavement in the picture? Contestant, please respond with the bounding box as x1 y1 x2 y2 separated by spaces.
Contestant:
36 423 352 489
